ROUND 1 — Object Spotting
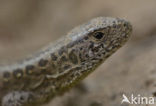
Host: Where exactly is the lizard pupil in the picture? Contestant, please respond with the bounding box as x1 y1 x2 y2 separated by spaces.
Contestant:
93 32 104 39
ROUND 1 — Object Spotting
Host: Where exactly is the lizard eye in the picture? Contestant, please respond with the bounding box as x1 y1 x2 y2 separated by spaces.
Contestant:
93 32 104 40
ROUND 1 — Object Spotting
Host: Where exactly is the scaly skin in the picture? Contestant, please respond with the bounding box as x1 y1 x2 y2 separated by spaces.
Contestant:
0 17 132 106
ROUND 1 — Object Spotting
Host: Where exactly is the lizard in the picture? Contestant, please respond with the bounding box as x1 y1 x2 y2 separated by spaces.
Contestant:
0 17 132 106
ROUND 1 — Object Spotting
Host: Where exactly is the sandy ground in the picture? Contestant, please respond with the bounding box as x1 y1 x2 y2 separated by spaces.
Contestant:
0 0 156 106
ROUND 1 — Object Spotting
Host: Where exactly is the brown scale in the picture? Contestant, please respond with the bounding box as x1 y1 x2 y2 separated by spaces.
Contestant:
37 58 55 75
38 59 48 67
13 69 23 79
50 53 57 61
25 65 35 75
69 50 79 64
3 71 10 82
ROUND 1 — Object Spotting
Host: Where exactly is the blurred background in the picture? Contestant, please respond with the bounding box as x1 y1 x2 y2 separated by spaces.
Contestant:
0 0 156 106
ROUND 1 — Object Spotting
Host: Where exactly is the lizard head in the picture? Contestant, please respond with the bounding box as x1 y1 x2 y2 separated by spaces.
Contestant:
67 17 132 74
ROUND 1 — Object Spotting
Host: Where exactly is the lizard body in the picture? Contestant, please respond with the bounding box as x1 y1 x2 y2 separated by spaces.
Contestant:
0 17 132 106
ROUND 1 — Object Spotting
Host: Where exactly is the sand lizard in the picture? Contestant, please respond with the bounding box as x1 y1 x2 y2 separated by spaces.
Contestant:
0 17 132 106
